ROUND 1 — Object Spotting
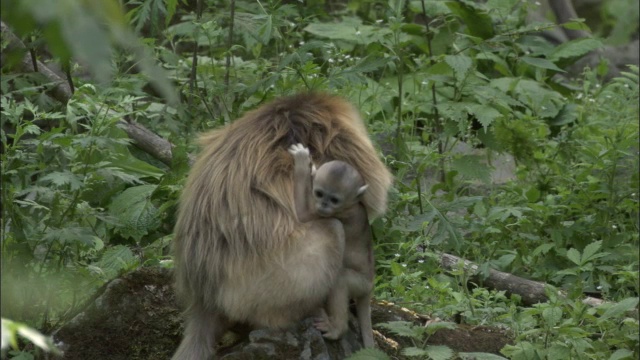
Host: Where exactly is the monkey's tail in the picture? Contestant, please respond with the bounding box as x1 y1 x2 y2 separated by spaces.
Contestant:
172 304 229 360
356 296 375 348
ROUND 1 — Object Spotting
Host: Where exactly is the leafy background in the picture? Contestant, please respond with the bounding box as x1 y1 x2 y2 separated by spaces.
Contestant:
1 0 638 359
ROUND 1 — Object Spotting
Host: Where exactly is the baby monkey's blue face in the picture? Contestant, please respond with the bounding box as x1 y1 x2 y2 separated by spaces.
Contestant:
312 160 367 217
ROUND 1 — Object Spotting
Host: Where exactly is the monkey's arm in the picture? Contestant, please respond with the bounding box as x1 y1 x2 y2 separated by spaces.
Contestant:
288 144 315 222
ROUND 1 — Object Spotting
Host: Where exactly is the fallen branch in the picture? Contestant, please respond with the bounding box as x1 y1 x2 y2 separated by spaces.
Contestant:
1 21 194 167
440 253 605 307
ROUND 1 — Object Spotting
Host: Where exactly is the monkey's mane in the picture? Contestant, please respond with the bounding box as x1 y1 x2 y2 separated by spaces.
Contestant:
174 93 392 304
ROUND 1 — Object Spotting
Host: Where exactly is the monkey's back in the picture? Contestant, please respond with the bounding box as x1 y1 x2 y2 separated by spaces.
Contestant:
172 93 391 326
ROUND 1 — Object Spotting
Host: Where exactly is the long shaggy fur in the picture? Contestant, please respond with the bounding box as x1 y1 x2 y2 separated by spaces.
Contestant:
172 93 392 359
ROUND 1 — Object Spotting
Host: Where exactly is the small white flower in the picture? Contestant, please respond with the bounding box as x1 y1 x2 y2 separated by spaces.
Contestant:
328 58 334 63
589 98 595 103
356 30 361 36
624 84 630 88
395 253 400 257
299 41 305 45
577 93 583 99
612 224 617 229
597 286 602 290
418 259 424 264
535 1 541 5
541 106 547 110
421 80 428 85
402 263 407 268
376 19 383 24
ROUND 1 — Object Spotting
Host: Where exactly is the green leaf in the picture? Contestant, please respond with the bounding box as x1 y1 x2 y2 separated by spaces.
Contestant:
562 20 591 32
39 171 84 191
426 345 454 360
425 321 458 335
468 104 502 129
459 352 508 360
548 38 602 62
61 3 114 83
566 248 582 266
402 347 429 357
520 56 566 72
547 344 571 359
346 348 391 360
94 245 137 279
304 17 390 44
598 297 639 323
550 103 578 126
581 240 602 263
445 54 473 82
446 2 494 39
378 321 420 339
109 185 161 242
542 307 563 326
451 155 492 184
609 349 634 360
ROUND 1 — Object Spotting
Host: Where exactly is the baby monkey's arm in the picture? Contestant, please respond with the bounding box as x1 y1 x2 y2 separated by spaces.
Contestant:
288 143 315 223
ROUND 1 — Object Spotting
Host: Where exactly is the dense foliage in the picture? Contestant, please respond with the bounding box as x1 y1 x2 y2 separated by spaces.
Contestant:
1 0 638 359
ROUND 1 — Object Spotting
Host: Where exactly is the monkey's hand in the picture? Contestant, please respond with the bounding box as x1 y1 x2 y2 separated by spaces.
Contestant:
288 143 311 169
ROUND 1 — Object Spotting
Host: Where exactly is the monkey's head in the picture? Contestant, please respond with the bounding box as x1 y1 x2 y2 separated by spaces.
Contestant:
312 160 368 216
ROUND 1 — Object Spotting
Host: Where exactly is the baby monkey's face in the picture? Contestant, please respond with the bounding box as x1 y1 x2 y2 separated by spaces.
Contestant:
312 160 367 217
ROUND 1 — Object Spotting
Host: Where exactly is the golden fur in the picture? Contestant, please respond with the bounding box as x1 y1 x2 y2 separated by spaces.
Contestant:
172 93 392 359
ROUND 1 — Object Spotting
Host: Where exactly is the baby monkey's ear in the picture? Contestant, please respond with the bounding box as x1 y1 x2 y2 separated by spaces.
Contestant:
357 184 368 197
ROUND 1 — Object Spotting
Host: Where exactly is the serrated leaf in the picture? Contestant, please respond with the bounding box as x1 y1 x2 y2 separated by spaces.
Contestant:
547 344 571 359
451 155 491 184
548 38 602 62
459 352 508 360
566 248 582 266
94 245 137 279
598 297 639 323
532 243 554 256
40 171 84 191
468 104 502 129
346 348 391 360
445 54 473 82
425 321 457 335
378 321 420 339
400 347 428 357
109 185 161 242
581 240 602 263
426 345 454 360
542 307 563 326
520 56 565 72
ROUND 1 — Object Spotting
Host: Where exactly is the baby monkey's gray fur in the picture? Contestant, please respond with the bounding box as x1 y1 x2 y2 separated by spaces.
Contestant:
288 143 375 348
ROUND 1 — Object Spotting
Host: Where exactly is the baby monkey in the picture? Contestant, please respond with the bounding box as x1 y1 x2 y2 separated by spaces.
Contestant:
288 143 375 348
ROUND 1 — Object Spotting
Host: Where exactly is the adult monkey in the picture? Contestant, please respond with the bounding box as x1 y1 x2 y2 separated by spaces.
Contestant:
172 93 393 359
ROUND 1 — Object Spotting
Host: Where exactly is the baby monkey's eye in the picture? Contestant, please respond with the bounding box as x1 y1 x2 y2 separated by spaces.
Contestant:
329 197 339 205
314 190 324 199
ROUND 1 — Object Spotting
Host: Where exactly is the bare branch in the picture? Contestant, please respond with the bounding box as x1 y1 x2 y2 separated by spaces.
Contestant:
440 253 605 307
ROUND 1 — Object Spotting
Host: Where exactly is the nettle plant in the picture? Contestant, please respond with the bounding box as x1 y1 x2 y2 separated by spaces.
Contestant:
1 85 176 328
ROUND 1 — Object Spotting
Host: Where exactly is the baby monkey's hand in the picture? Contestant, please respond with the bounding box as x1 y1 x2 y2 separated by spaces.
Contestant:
288 143 311 166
